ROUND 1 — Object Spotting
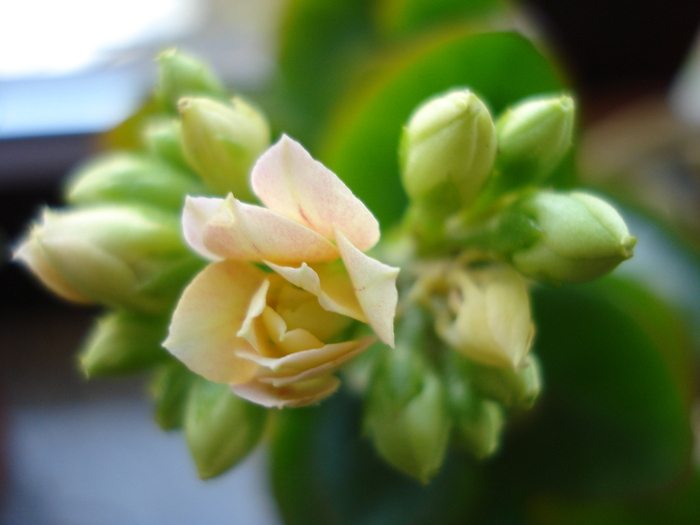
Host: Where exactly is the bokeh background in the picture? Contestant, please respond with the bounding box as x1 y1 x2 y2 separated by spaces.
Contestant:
2 0 700 523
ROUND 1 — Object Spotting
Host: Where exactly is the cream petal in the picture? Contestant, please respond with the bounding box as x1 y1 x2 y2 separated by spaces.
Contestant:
182 196 225 261
163 261 264 384
335 230 399 347
255 336 375 387
231 375 340 408
236 336 374 378
265 260 366 322
201 195 339 264
250 135 380 250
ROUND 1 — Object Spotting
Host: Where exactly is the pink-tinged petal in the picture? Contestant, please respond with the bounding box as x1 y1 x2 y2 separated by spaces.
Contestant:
251 135 380 250
182 196 225 261
232 376 340 408
336 230 399 347
265 260 366 321
201 195 339 264
163 261 264 384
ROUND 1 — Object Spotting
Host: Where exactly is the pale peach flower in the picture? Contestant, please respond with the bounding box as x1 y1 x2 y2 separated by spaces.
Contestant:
164 135 399 407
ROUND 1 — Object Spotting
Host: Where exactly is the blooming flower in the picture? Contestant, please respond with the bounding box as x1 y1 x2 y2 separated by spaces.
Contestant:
164 135 399 407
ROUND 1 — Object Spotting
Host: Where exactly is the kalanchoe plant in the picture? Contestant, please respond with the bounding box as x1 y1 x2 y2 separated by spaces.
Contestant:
13 53 635 486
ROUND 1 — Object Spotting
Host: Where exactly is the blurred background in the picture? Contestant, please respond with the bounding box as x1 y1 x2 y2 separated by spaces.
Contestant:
2 0 700 523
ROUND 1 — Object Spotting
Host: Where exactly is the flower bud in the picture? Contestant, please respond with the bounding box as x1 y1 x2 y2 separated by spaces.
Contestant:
496 95 574 186
150 360 196 431
468 355 542 410
142 117 190 171
509 191 636 283
184 377 267 479
78 310 170 377
432 264 535 369
400 90 497 217
64 153 204 212
13 206 194 313
363 308 451 482
447 373 505 458
156 48 228 112
179 96 271 200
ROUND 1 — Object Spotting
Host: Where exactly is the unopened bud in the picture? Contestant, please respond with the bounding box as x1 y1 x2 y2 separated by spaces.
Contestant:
142 117 190 171
79 310 170 377
156 49 227 112
65 153 204 212
434 264 534 369
446 368 505 458
363 308 451 482
13 206 194 313
179 96 270 199
150 360 196 431
509 191 636 283
185 378 267 479
469 355 542 410
400 90 497 217
496 95 574 186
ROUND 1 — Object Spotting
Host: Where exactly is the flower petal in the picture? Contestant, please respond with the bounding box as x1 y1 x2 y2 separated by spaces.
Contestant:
336 230 399 347
231 376 340 408
251 135 380 250
163 261 264 384
265 260 366 322
200 195 339 264
182 196 225 261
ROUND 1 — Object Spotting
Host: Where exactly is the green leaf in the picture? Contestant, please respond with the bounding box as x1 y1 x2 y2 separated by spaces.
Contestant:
271 389 479 525
374 0 506 39
320 30 565 227
487 277 694 498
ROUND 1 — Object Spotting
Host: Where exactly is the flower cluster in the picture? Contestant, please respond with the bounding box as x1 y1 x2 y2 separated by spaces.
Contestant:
165 135 399 407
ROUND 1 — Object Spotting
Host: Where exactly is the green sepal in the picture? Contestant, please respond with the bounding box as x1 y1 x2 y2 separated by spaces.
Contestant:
78 310 171 377
184 378 268 479
149 360 197 431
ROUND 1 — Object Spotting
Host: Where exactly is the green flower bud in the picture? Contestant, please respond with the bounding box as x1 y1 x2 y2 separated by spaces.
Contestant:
179 96 270 200
509 191 636 283
13 206 194 313
185 378 267 479
363 308 451 483
64 152 205 212
468 355 542 410
78 310 170 377
496 95 574 187
446 371 505 459
150 360 196 431
156 48 228 112
142 117 191 172
400 90 497 217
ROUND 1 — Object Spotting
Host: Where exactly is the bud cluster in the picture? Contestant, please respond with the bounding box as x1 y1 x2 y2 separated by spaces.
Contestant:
358 89 635 482
13 50 275 479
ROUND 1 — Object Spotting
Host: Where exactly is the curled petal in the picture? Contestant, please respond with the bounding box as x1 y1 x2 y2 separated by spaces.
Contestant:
336 230 399 347
251 135 380 250
265 260 366 322
231 376 341 408
163 261 264 384
182 196 225 261
199 195 339 264
236 336 375 386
